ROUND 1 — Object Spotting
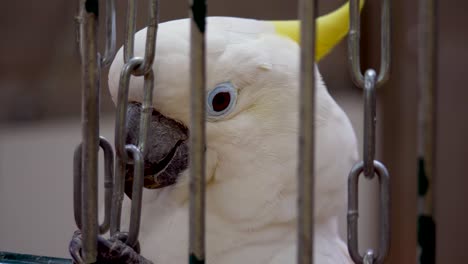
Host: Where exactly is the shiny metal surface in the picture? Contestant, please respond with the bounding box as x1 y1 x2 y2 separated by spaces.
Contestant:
363 70 377 178
297 0 317 263
76 0 100 261
347 161 390 264
188 0 207 262
73 137 114 235
348 0 391 88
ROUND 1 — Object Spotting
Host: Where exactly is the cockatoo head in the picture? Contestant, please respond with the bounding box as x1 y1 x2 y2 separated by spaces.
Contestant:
108 2 359 225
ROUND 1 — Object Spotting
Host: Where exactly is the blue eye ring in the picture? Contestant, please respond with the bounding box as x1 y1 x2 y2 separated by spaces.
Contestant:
206 82 237 119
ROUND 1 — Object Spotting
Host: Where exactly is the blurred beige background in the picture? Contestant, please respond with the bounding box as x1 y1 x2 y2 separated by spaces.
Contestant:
0 0 467 263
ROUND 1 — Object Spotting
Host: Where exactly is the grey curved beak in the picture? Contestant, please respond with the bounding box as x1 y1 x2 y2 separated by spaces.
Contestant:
124 102 189 198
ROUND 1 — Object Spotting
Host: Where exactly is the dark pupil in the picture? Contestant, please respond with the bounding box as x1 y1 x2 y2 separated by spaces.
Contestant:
212 92 231 112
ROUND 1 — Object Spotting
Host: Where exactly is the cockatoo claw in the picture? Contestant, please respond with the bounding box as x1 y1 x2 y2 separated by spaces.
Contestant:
69 230 153 264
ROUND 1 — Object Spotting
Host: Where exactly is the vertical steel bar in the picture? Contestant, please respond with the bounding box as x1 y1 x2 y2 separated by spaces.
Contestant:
189 0 207 263
418 0 436 199
417 0 437 261
297 0 317 263
78 0 100 262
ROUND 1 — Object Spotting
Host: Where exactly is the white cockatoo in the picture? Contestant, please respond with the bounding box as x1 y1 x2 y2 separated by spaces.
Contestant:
104 1 361 263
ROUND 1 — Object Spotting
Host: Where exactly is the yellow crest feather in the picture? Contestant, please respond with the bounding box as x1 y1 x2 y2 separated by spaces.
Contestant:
270 0 365 61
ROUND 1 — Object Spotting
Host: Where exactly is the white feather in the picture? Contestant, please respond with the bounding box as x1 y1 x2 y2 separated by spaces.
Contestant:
109 17 358 264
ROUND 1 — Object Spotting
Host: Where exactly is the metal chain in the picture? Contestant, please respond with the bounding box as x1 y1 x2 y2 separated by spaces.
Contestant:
348 160 390 264
363 70 377 178
123 0 159 76
110 0 159 250
73 137 114 235
347 0 392 263
348 0 391 89
75 0 117 262
102 0 117 67
363 250 375 264
75 0 158 262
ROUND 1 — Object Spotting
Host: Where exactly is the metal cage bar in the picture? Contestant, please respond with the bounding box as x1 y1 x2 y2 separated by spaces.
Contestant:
75 0 118 261
297 0 317 263
76 0 100 262
417 0 437 261
75 0 158 262
188 0 207 263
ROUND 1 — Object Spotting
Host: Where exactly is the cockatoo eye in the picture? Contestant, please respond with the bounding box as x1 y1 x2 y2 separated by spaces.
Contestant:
207 82 237 118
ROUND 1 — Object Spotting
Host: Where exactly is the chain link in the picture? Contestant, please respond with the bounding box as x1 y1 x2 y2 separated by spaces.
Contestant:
73 137 114 235
102 0 117 67
347 161 390 264
124 0 159 76
363 250 375 264
124 145 145 247
347 0 392 263
110 0 159 249
363 70 377 178
348 0 391 88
